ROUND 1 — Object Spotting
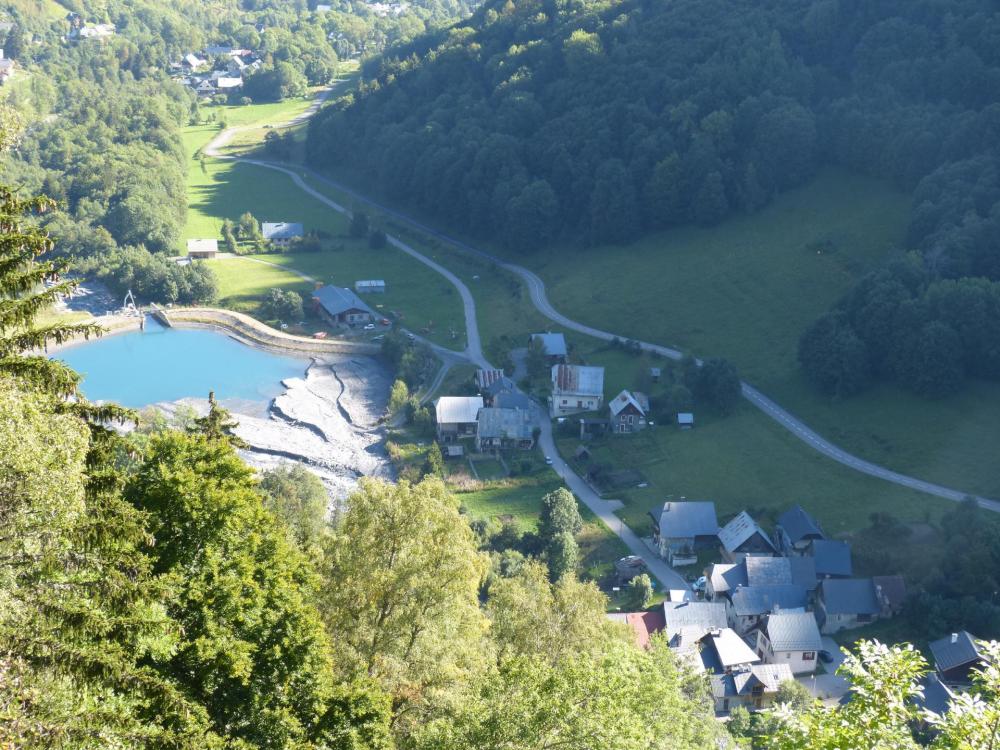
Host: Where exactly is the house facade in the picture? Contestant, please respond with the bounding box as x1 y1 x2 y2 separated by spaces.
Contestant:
727 585 809 635
549 364 604 417
929 631 988 686
651 501 719 566
433 396 483 442
186 238 218 259
775 505 826 554
312 285 375 326
816 578 881 634
754 611 822 675
262 222 304 247
711 664 795 714
609 389 649 433
475 407 534 452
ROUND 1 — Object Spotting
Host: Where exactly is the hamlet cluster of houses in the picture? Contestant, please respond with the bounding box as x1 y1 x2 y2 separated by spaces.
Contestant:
65 13 116 41
611 502 909 713
185 222 306 261
170 45 265 97
434 370 536 456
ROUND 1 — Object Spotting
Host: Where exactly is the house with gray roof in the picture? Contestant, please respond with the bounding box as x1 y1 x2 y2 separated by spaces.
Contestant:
809 539 853 578
493 392 533 411
700 627 760 674
609 389 649 433
719 511 777 562
262 222 304 247
550 364 604 417
729 585 809 634
775 505 826 553
929 631 988 685
651 501 719 565
529 332 567 361
662 600 728 646
475 407 534 452
705 562 747 600
753 611 823 675
312 285 375 326
433 396 483 442
817 578 880 634
711 663 795 714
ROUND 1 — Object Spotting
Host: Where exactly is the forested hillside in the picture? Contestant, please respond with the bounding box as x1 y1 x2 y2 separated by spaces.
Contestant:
307 0 1000 399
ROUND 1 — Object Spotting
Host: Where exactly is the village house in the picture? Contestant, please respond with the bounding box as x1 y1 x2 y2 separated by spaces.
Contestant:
808 539 853 578
816 578 881 634
0 52 15 85
530 332 568 363
711 663 796 714
215 76 243 92
195 79 216 95
475 407 534 452
728 585 809 635
493 392 533 411
707 557 816 602
872 574 907 616
262 222 304 247
719 511 778 562
355 279 386 294
609 389 649 433
77 23 116 39
929 631 990 686
312 285 375 326
775 504 826 554
699 627 761 675
753 611 823 675
433 396 483 442
662 600 728 649
186 238 218 259
677 412 695 429
549 364 604 417
476 368 516 406
705 562 747 601
607 610 666 650
650 500 719 565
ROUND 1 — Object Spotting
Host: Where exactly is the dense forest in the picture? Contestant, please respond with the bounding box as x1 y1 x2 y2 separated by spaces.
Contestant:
307 0 1000 399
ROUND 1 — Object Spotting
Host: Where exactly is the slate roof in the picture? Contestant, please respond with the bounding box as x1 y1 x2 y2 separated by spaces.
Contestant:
820 578 879 616
313 285 375 318
789 557 818 590
551 364 604 397
731 585 808 617
707 563 747 594
476 407 533 441
530 332 567 356
777 505 825 545
609 389 648 417
658 501 719 540
494 392 533 411
916 673 957 715
810 539 853 577
262 222 304 240
745 556 794 586
764 611 822 652
712 664 794 698
662 601 727 639
873 575 907 610
719 511 777 554
929 631 983 673
433 396 483 425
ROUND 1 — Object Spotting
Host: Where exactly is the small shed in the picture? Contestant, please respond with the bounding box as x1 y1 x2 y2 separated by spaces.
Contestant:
186 238 219 259
444 444 464 459
677 412 695 429
650 367 662 383
574 445 591 462
355 279 386 294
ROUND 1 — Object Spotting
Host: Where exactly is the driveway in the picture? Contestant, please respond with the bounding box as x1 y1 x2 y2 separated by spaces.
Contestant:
797 636 850 703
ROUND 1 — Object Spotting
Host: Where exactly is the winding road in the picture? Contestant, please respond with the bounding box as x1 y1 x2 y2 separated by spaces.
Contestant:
201 86 999 587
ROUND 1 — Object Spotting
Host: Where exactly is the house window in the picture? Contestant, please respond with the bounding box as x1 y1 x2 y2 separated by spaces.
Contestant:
577 400 583 408
803 652 816 661
785 653 791 659
561 399 567 405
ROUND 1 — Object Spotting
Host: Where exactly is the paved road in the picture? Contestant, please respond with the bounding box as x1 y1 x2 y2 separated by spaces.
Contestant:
266 159 1000 511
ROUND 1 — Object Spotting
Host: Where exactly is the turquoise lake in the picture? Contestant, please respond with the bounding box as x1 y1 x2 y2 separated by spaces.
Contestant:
57 319 308 408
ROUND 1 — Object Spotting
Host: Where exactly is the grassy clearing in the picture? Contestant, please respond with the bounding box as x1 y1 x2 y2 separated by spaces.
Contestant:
206 257 311 317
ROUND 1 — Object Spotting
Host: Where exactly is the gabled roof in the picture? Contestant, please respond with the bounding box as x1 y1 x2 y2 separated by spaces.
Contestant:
764 611 822 652
186 238 218 253
483 376 516 397
916 672 957 715
789 556 818 591
476 368 505 390
662 601 727 640
530 332 567 356
810 539 853 577
719 511 777 554
262 222 303 239
873 575 907 610
712 664 793 698
551 364 604 397
658 501 719 540
702 628 760 670
313 285 375 317
745 556 794 587
707 562 747 594
476 407 532 440
609 389 648 417
777 505 825 545
820 578 879 616
731 585 808 617
433 396 483 425
494 392 533 411
929 631 984 674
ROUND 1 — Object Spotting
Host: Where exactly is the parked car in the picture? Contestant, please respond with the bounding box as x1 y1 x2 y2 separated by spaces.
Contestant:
819 650 833 664
364 323 376 330
380 318 390 325
544 456 553 465
693 576 707 592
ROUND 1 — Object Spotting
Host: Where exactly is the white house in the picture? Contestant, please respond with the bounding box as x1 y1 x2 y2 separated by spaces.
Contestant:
433 396 483 442
262 222 304 246
550 364 604 417
215 76 243 91
754 611 822 675
186 238 219 259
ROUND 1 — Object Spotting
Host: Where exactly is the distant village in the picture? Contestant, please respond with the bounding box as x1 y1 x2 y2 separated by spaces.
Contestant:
170 45 262 99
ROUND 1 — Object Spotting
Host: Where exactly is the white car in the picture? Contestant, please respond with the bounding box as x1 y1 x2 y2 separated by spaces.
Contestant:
544 456 553 465
363 323 376 330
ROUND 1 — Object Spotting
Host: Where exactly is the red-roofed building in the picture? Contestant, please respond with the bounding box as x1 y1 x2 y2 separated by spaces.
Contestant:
607 610 666 649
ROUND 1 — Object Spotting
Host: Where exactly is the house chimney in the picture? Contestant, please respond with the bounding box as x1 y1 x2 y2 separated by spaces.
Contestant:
951 633 959 644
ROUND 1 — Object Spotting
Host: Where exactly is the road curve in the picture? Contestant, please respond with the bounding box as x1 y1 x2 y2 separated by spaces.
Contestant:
265 157 999 511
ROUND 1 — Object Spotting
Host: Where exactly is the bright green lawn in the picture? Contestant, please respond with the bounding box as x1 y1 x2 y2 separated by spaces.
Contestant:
206 257 311 316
